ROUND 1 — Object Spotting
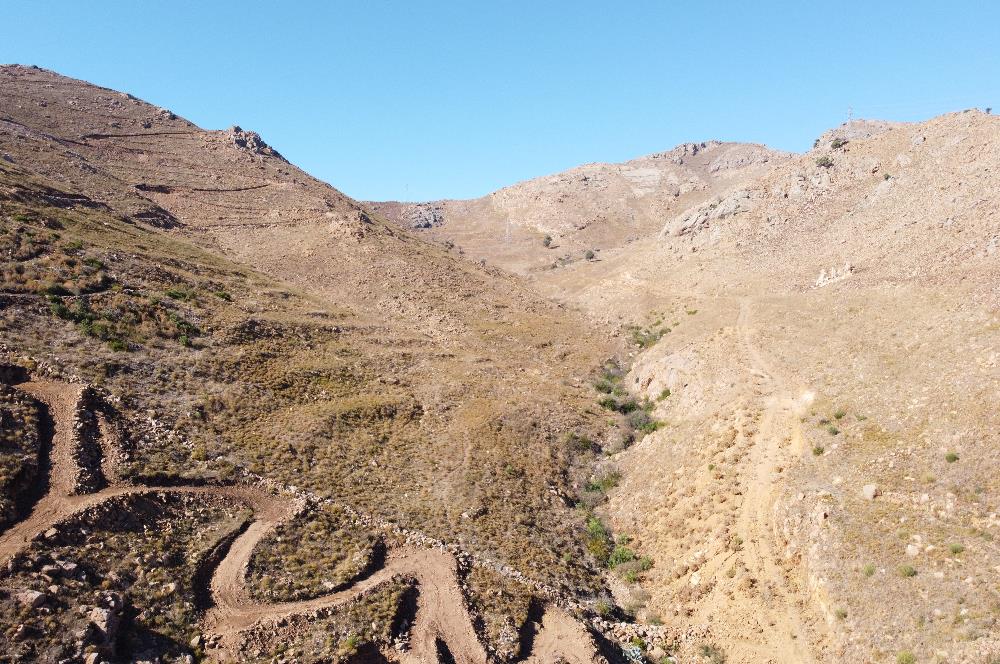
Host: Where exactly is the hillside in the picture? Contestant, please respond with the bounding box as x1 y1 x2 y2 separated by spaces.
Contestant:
375 112 1000 663
1 61 998 664
368 141 786 274
0 65 635 663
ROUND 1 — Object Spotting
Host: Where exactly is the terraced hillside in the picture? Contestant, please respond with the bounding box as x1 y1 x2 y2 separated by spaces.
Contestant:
0 65 661 663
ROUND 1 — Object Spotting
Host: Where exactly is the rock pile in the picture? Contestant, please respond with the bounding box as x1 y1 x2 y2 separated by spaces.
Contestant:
71 387 107 494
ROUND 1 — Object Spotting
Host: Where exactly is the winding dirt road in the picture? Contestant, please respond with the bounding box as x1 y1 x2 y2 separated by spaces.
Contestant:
0 379 601 663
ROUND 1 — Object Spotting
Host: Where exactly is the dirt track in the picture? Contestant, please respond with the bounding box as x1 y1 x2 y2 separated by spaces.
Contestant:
732 299 818 663
0 379 602 663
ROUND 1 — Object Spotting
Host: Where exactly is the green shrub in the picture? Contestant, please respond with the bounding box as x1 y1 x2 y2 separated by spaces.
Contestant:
948 543 964 555
584 516 613 565
830 138 848 149
898 565 917 578
816 155 834 168
896 652 915 664
165 287 194 301
586 516 609 539
862 563 876 577
657 388 671 400
827 425 840 435
595 379 614 394
628 410 661 434
585 471 621 494
608 545 636 568
598 396 619 411
630 325 665 348
617 399 638 414
945 452 959 463
812 445 825 456
542 235 552 247
584 249 595 260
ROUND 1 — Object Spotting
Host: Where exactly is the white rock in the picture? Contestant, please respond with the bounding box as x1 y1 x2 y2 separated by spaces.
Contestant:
862 484 881 500
15 590 46 608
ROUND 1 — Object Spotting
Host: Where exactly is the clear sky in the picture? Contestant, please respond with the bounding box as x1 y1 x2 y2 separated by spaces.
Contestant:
4 1 999 201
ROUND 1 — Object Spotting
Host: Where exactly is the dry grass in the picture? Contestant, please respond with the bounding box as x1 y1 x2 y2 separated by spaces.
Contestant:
464 566 535 662
247 503 380 602
0 165 612 659
239 578 414 662
0 385 42 528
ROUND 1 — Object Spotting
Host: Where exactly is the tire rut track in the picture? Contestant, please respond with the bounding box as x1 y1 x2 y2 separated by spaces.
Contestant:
732 298 819 663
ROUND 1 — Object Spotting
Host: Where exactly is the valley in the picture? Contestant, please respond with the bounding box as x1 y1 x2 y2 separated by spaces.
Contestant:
1 64 998 664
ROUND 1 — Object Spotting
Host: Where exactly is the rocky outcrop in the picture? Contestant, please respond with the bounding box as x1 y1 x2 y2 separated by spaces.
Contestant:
227 125 287 162
404 202 446 229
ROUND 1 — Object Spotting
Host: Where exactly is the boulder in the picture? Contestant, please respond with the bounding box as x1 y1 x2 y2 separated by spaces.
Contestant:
862 484 880 500
16 589 47 608
41 564 63 578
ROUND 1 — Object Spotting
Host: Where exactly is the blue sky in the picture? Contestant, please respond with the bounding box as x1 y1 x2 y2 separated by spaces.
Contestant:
4 1 999 201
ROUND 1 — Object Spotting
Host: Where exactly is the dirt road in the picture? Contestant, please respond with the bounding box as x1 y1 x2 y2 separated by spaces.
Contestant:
731 299 819 662
0 378 602 663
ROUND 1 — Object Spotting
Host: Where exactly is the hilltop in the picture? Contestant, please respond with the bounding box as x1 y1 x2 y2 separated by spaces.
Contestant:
369 141 785 274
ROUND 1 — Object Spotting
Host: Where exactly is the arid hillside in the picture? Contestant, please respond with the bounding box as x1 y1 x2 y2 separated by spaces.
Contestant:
369 141 786 274
1 62 998 664
0 65 651 664
379 112 1000 663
